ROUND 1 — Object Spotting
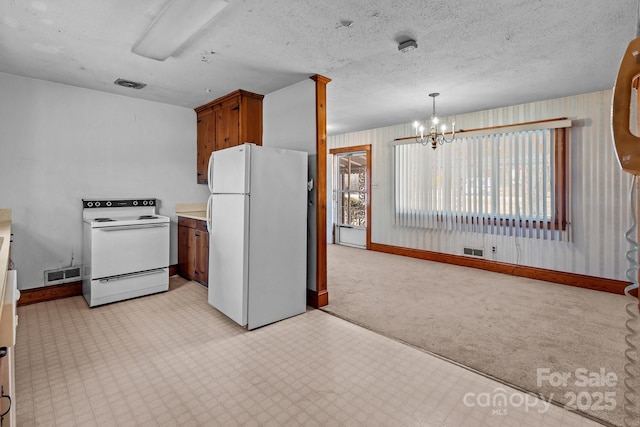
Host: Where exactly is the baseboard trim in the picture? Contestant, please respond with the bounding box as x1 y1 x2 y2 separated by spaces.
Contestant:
369 243 629 295
169 264 178 277
19 264 180 306
307 289 329 308
18 281 83 306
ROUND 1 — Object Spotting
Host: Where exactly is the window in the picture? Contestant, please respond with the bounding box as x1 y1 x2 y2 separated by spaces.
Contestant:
337 153 367 227
393 123 568 239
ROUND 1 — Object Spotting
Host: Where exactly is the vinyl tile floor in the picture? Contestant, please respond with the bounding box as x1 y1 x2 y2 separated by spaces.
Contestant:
14 277 604 426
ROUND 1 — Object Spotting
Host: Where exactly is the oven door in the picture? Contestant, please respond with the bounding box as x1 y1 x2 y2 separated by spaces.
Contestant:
90 223 169 279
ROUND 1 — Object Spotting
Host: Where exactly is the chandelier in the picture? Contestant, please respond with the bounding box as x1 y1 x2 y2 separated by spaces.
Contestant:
414 92 456 150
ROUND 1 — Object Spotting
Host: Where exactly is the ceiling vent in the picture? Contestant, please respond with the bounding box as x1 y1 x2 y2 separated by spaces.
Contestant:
114 78 147 89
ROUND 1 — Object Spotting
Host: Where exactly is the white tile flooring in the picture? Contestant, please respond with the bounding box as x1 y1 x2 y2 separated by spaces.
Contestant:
15 277 604 426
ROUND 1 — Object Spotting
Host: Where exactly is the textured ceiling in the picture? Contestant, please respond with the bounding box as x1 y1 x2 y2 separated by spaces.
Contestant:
0 0 637 135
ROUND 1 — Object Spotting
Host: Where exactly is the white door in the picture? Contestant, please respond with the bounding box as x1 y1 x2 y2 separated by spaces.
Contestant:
335 152 367 248
208 194 249 326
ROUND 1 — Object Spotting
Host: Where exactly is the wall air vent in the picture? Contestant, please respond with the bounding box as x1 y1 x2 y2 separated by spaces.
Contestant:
47 270 63 282
463 247 484 257
44 266 82 286
114 78 147 90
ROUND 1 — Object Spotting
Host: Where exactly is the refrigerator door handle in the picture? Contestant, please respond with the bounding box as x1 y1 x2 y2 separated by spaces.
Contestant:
206 195 213 233
207 152 214 193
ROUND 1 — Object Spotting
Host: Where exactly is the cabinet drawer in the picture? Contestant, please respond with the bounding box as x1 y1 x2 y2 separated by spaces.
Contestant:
178 217 208 232
195 220 208 233
178 217 198 229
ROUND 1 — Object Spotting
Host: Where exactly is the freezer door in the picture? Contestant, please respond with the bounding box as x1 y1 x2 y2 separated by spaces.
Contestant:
210 144 251 194
208 194 249 326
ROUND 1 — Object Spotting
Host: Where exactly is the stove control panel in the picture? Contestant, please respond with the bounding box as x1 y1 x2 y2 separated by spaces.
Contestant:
82 199 156 209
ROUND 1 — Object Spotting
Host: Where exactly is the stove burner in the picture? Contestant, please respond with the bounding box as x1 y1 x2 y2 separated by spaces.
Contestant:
94 218 115 222
138 215 157 220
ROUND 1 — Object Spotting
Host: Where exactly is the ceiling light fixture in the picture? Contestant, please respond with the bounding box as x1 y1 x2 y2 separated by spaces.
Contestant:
414 93 456 150
132 0 229 61
398 39 418 53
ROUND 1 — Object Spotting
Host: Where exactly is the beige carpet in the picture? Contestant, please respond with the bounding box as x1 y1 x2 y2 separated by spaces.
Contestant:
324 244 635 427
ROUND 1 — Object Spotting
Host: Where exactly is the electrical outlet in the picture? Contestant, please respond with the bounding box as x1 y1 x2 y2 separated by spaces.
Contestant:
492 246 497 253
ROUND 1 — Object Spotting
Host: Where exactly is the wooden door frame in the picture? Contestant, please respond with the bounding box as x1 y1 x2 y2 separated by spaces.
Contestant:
329 145 372 249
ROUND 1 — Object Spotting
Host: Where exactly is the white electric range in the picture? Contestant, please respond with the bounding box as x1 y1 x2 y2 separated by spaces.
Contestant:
82 198 170 307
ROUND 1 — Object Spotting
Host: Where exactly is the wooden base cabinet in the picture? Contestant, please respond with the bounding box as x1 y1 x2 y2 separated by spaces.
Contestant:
177 217 209 287
195 89 264 184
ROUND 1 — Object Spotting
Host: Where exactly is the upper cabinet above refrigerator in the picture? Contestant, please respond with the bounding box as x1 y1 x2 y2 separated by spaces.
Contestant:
195 89 264 185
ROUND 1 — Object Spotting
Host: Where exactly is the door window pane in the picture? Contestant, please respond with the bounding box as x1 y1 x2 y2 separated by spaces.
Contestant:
338 153 367 227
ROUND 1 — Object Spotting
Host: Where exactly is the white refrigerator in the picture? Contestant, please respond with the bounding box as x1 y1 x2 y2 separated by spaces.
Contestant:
206 143 308 329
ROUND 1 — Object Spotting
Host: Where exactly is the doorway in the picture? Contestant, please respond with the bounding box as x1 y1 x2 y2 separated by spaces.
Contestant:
329 145 371 249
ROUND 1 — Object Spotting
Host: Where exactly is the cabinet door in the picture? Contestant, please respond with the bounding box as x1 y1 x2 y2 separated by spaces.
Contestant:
215 98 240 151
196 108 215 184
178 225 196 280
194 229 209 287
239 94 263 146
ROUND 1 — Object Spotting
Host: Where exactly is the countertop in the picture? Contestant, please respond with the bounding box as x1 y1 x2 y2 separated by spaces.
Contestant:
177 212 206 221
175 203 206 222
0 209 12 323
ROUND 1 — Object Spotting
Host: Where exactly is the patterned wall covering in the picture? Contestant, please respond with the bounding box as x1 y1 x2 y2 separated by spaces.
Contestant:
328 90 633 280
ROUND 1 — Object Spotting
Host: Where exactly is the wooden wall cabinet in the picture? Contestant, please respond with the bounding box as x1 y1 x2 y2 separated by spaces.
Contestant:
195 89 264 184
196 109 215 185
177 217 209 287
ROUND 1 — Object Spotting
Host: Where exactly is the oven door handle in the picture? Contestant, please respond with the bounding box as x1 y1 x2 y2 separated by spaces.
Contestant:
99 224 169 232
99 268 167 283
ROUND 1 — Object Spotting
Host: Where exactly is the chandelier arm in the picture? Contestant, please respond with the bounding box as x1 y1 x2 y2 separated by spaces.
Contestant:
440 133 455 144
440 122 456 143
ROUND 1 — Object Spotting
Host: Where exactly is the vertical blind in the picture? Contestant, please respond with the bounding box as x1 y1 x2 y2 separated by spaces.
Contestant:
393 128 568 240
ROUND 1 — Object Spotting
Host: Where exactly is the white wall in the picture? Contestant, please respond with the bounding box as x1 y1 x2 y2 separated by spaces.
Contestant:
0 72 210 289
263 79 316 152
263 79 317 290
328 90 632 281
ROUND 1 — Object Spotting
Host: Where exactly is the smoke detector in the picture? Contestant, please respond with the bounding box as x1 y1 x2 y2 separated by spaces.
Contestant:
398 39 418 53
114 78 147 89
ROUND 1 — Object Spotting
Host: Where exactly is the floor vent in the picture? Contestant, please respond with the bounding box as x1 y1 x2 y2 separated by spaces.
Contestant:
463 247 484 257
44 267 81 286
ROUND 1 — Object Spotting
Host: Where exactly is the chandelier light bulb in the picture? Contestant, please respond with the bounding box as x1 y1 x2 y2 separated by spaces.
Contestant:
432 116 439 125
